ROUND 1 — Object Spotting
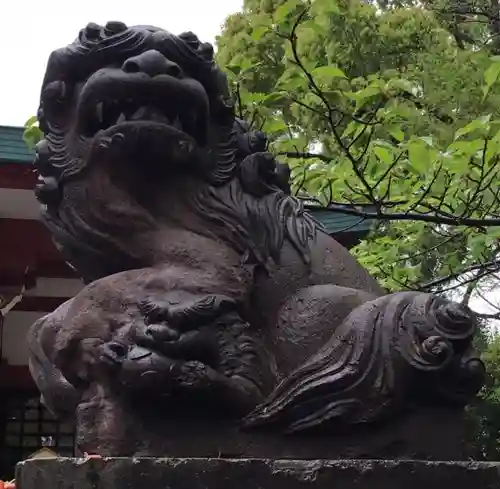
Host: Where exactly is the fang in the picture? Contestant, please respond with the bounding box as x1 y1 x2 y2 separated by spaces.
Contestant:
96 102 104 123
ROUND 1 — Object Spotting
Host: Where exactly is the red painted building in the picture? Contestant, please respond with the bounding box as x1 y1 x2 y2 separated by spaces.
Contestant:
0 126 81 478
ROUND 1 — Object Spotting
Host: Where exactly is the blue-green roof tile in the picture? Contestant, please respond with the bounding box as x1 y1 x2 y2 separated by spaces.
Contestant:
307 208 374 235
0 126 34 164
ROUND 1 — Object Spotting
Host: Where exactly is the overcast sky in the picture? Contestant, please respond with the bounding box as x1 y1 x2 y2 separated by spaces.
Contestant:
0 0 243 127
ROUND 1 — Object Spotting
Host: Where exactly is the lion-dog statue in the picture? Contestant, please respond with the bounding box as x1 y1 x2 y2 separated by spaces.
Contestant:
27 22 485 458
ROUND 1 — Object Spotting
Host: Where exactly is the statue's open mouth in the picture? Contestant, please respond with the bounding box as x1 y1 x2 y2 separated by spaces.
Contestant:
77 69 210 146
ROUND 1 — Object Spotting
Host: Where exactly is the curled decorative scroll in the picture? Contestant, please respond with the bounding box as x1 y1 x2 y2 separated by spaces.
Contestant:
244 292 485 434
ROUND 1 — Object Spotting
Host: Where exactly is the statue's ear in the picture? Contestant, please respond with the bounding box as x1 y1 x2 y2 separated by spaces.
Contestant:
235 118 250 134
239 152 280 197
237 130 268 156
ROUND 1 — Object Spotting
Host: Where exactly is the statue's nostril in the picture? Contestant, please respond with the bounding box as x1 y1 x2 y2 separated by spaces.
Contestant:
122 60 140 73
165 61 182 78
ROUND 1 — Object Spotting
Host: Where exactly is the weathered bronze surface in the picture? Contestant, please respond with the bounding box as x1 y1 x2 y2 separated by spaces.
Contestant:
27 22 485 457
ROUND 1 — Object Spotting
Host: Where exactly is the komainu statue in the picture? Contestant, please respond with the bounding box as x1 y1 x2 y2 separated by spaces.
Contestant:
28 22 485 459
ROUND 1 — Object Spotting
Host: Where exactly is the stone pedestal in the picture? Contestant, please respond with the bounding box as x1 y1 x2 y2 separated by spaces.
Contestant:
72 406 472 460
16 457 500 489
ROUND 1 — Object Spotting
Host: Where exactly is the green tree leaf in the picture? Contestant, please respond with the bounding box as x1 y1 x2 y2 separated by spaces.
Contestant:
483 61 500 100
389 128 405 142
373 145 393 165
408 140 431 173
274 0 300 23
251 25 269 41
24 115 38 127
23 125 42 149
454 118 490 140
311 65 347 81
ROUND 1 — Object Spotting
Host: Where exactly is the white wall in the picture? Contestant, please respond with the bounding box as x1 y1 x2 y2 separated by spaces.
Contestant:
1 311 45 365
24 278 83 298
1 277 83 365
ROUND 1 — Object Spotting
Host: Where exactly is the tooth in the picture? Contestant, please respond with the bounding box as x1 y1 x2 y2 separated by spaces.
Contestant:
117 113 126 124
96 102 103 123
132 106 147 120
179 140 192 153
173 116 182 129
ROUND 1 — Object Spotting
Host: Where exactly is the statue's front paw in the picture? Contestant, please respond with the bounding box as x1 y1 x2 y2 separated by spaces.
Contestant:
137 324 220 368
138 293 238 331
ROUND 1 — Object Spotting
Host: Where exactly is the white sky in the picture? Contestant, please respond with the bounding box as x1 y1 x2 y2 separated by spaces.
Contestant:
0 0 243 127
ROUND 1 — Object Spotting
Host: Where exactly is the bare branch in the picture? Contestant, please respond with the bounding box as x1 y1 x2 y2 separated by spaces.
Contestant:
476 311 500 320
476 289 500 312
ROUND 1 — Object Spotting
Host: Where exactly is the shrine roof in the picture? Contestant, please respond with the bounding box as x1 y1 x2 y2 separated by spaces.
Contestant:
0 125 34 164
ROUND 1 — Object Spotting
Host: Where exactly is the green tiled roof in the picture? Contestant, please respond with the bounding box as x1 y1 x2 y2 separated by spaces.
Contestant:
0 125 374 238
307 208 373 235
0 125 34 164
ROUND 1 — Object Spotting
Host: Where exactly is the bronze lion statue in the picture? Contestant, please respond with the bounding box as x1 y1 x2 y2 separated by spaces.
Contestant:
28 22 485 458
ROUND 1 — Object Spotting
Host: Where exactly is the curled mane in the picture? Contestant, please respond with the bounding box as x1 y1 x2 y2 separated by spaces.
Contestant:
190 152 319 269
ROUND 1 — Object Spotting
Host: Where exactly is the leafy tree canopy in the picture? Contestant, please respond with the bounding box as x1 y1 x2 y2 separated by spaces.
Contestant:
216 0 500 306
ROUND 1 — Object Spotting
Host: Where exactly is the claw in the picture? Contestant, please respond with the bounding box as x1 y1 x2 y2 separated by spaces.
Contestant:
146 324 179 341
139 298 169 324
98 136 112 150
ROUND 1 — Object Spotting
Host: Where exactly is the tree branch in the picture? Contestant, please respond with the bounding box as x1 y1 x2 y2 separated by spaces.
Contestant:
277 151 333 163
419 259 500 291
286 8 379 203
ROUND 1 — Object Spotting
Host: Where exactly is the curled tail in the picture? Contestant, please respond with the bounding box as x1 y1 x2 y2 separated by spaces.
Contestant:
243 292 485 434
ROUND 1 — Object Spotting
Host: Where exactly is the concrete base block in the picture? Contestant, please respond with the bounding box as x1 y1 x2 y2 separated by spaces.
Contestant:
16 457 500 489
